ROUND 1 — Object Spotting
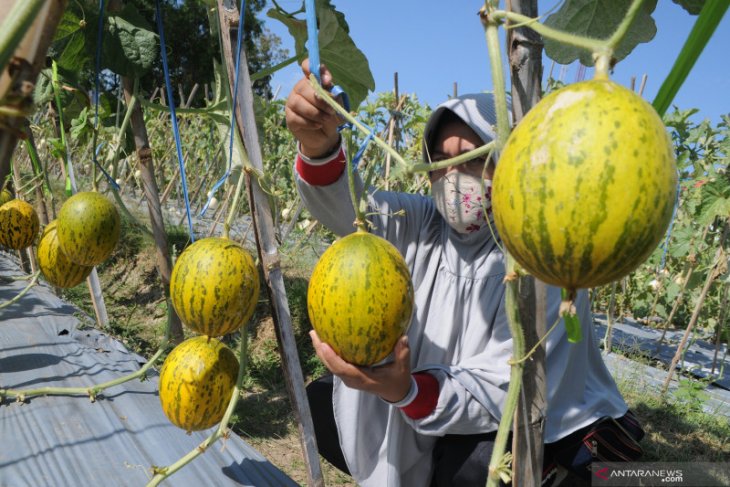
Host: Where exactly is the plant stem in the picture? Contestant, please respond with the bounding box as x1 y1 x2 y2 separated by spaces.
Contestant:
490 10 605 54
50 60 74 195
309 76 408 169
250 55 299 82
0 339 169 403
0 0 46 77
343 135 366 230
509 316 561 365
606 0 647 50
224 145 249 239
409 142 495 174
0 270 39 310
487 264 525 487
147 332 249 486
483 11 511 149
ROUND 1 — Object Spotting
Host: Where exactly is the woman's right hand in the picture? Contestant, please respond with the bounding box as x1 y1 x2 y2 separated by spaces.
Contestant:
285 59 342 158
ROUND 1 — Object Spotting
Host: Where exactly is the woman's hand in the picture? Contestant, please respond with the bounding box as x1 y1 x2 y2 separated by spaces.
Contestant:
310 330 413 404
285 59 342 158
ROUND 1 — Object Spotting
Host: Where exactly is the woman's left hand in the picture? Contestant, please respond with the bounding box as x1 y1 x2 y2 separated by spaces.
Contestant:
310 330 413 403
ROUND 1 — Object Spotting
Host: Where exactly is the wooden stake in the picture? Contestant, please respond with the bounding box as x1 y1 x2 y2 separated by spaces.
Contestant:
217 2 324 485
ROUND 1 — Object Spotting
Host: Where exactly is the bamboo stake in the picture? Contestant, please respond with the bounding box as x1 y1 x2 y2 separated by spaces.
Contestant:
217 2 324 485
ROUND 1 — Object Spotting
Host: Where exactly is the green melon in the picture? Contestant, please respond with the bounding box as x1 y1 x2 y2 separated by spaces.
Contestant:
0 199 39 250
37 221 94 288
492 79 677 290
307 230 414 366
170 237 260 337
158 336 239 432
57 191 120 266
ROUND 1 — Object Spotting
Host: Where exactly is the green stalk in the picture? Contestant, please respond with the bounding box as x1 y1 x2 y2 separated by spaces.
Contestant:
0 341 169 403
50 60 73 195
309 76 408 170
490 10 605 54
147 331 249 487
0 0 46 77
487 266 525 487
224 142 250 239
482 5 524 486
0 270 40 311
606 0 647 50
344 135 367 231
23 137 53 197
250 55 299 82
484 10 511 149
409 142 495 174
653 0 730 117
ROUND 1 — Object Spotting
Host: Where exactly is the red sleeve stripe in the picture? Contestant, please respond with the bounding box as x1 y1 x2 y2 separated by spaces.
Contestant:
400 372 439 420
296 148 346 186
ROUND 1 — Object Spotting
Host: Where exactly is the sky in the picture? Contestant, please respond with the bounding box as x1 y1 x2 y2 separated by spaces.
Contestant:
262 1 730 125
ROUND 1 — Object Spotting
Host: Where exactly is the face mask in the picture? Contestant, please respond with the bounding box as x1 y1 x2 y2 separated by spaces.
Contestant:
431 172 492 234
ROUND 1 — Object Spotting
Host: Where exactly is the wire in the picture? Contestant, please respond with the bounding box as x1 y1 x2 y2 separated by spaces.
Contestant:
154 0 195 242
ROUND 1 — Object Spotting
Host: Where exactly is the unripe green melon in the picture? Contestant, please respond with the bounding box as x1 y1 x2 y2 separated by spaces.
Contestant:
0 199 39 250
57 192 120 266
37 221 93 288
307 230 414 366
492 79 677 290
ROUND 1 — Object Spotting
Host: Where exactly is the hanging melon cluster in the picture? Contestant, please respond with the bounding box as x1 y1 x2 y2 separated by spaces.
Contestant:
0 198 40 250
160 237 260 432
38 192 120 288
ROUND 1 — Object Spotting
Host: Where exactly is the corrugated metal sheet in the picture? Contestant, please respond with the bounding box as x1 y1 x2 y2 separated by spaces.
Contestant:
0 252 298 487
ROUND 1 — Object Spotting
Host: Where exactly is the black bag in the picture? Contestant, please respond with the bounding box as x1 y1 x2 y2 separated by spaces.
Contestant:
546 410 645 482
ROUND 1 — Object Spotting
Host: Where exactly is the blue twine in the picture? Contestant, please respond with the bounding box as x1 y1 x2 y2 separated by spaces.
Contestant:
92 0 120 191
155 0 195 242
305 0 320 84
200 0 246 217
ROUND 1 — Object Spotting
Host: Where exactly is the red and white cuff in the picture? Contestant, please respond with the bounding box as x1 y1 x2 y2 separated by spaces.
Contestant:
386 372 440 420
296 141 346 186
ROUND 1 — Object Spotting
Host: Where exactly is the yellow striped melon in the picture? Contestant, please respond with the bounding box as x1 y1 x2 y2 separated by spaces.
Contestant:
170 237 260 337
0 199 39 250
307 230 414 366
492 79 677 290
0 189 12 206
158 336 239 432
57 191 120 266
37 221 93 288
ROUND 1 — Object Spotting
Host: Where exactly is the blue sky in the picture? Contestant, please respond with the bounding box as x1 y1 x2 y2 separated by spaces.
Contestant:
263 1 729 125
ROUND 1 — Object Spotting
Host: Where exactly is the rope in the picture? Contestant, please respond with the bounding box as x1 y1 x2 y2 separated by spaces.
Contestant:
154 0 195 242
200 0 246 217
92 0 120 191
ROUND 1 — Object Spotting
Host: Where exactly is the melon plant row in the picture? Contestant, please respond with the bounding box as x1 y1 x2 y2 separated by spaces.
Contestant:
159 237 260 432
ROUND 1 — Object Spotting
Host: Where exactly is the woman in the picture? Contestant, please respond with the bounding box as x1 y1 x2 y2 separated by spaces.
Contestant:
286 61 643 486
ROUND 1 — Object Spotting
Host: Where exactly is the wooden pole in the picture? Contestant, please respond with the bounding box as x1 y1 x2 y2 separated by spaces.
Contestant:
506 0 545 485
216 2 325 485
0 0 67 188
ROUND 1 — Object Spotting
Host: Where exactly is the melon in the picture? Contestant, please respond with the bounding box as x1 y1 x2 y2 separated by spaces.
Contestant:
0 199 39 250
57 191 120 266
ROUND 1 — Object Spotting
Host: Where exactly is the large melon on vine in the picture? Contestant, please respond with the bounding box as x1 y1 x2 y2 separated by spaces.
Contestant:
57 192 120 266
307 230 414 366
158 336 238 432
492 79 677 290
37 221 93 288
170 237 260 337
0 199 39 250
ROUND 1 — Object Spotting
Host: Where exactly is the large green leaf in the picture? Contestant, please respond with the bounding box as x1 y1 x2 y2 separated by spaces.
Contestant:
543 0 658 66
267 0 374 108
697 177 730 226
103 4 158 77
672 0 705 15
51 9 89 72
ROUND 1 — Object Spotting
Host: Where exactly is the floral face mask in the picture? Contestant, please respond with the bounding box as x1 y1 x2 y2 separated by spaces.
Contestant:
431 172 492 234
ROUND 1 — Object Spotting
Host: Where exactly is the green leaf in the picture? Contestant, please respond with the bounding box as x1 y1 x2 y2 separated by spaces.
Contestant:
267 0 374 108
672 0 705 15
543 0 658 66
697 178 730 226
668 225 695 259
103 5 158 77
